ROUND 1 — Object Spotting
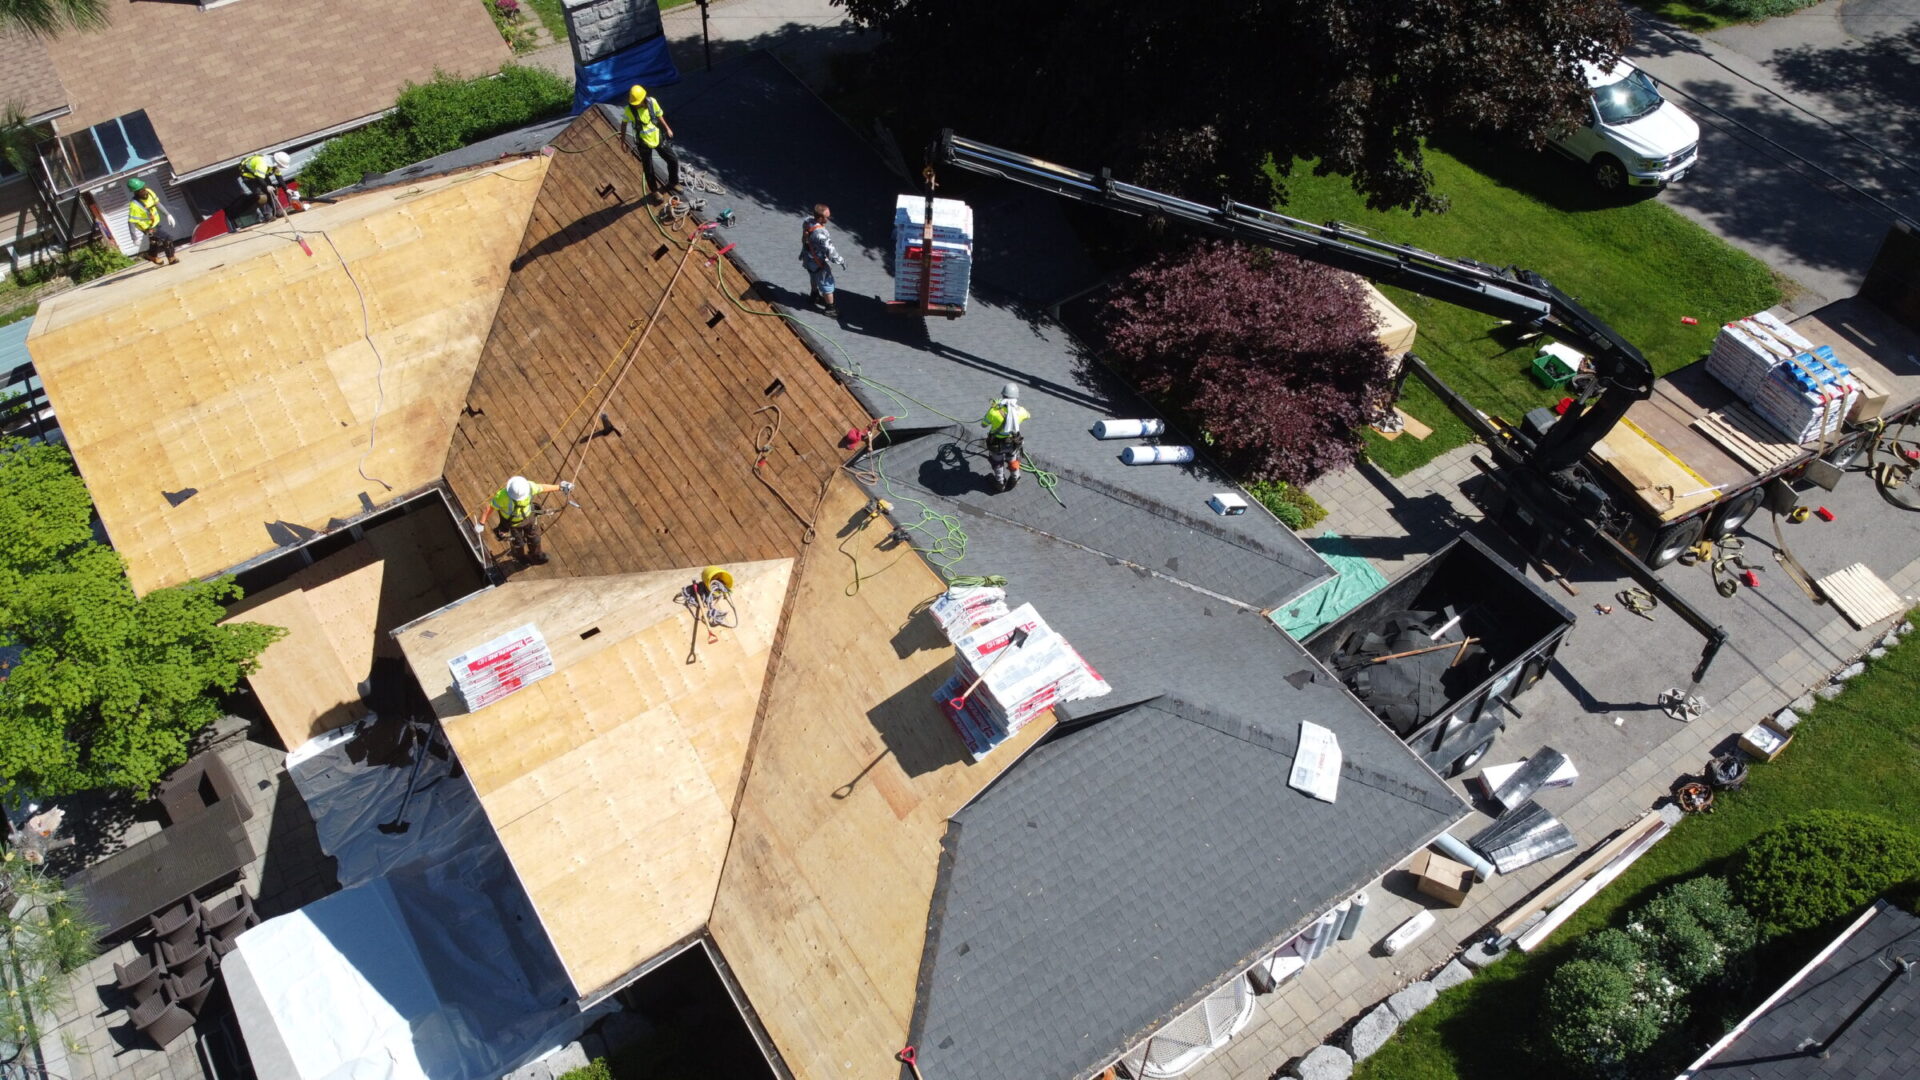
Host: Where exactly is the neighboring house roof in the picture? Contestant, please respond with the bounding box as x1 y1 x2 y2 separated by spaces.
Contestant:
395 561 793 1000
0 28 69 122
1681 900 1920 1080
28 156 545 594
440 106 865 578
37 0 509 176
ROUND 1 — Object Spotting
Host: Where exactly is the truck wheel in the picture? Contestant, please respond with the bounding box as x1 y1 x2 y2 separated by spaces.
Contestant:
1450 737 1496 779
1592 155 1629 192
1648 515 1706 569
1710 487 1766 538
1823 430 1872 468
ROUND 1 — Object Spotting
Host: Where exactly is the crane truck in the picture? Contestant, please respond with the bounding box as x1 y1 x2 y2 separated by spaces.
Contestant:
929 132 1920 703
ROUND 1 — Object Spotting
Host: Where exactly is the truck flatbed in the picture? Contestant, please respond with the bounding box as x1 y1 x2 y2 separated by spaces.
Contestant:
1600 296 1920 523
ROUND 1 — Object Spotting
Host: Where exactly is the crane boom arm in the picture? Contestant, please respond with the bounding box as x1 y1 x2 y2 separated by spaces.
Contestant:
933 131 1657 471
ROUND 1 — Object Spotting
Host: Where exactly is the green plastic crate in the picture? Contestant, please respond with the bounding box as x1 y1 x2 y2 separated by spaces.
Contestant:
1531 350 1578 389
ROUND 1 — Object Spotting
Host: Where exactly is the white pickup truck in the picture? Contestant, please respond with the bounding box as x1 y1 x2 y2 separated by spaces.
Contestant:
1550 57 1700 192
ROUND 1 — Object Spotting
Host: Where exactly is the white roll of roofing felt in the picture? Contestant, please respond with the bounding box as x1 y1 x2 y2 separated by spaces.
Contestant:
1120 444 1195 465
1091 418 1166 440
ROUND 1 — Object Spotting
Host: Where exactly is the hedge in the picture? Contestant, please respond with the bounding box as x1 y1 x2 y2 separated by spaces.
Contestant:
1734 810 1920 938
300 65 572 196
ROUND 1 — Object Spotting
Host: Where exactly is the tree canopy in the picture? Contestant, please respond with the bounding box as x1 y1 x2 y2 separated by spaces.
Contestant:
1102 241 1394 485
0 440 281 797
835 0 1630 211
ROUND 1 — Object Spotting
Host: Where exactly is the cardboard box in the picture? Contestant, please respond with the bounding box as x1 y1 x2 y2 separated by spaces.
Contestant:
1739 722 1792 762
1409 849 1475 907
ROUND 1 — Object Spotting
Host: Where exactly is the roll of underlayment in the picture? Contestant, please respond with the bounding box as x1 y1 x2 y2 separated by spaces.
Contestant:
1120 444 1195 465
1338 891 1369 940
1433 832 1495 882
1091 418 1167 440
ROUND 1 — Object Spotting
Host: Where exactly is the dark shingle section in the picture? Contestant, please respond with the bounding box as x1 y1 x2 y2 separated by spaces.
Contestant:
1690 901 1920 1079
888 503 1461 1080
661 52 1332 612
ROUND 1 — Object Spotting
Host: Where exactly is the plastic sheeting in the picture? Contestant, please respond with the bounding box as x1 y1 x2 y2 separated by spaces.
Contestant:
227 719 597 1080
1270 534 1388 640
571 37 680 115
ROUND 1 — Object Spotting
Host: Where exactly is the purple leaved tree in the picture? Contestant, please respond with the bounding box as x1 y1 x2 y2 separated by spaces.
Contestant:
1102 241 1394 486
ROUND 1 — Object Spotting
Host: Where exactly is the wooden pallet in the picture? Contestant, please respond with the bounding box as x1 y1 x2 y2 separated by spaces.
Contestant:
1691 404 1804 474
1814 562 1909 629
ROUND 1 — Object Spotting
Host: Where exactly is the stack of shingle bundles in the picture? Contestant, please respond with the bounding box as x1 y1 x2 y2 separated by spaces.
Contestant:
1706 313 1860 443
933 602 1110 759
893 195 974 309
927 585 1008 639
1705 313 1810 399
1751 347 1860 444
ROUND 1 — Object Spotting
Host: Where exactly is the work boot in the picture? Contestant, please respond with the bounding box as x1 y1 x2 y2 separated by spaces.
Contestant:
822 304 838 317
168 255 181 265
532 551 551 565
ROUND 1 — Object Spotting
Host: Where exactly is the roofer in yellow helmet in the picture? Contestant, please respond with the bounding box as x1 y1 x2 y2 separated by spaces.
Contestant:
621 84 679 202
125 178 179 266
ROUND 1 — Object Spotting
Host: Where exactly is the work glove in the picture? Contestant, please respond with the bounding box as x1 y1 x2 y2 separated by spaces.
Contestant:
559 480 575 492
164 213 176 228
472 521 485 534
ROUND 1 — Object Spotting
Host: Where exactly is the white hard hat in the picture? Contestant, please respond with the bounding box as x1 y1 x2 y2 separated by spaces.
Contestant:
272 151 292 169
1001 382 1020 400
505 476 533 500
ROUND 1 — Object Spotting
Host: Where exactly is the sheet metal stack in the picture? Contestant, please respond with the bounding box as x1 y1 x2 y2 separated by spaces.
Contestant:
893 195 974 309
931 592 1110 759
1706 313 1861 443
1467 747 1579 874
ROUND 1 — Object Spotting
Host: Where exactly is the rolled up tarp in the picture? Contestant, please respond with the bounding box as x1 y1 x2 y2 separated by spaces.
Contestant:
1120 445 1195 466
1091 418 1166 440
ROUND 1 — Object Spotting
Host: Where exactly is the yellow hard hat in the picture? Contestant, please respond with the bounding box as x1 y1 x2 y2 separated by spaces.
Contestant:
628 85 647 106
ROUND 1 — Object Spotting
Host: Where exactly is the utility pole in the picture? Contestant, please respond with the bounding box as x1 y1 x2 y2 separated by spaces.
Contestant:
698 0 713 71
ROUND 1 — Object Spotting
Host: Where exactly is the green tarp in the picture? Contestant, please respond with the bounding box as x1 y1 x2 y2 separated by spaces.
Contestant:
1270 533 1388 641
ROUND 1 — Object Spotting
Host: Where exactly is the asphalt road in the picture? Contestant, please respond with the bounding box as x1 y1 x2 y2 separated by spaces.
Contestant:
1632 0 1920 309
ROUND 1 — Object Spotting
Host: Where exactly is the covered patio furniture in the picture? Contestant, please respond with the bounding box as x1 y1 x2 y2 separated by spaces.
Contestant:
67 799 254 939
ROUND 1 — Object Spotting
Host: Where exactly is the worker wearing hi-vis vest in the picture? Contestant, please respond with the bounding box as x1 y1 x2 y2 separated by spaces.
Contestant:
622 85 678 199
475 475 574 565
125 179 178 266
799 204 848 316
979 382 1031 492
239 152 293 222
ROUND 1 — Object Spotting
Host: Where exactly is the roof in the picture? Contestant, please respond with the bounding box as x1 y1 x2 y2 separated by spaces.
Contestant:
1682 901 1920 1080
0 28 69 122
709 474 1063 1080
441 106 868 578
29 156 545 594
224 500 482 752
396 561 792 999
37 0 508 175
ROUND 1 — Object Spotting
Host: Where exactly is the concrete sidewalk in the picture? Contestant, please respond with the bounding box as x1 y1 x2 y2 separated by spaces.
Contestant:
1631 0 1920 307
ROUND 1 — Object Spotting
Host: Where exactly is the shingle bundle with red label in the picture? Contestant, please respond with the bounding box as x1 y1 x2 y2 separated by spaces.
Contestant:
1706 312 1858 443
927 585 1008 638
893 195 973 309
933 602 1110 759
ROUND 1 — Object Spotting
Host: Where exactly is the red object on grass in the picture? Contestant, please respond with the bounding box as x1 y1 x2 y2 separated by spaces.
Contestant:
1681 316 1699 326
1554 397 1575 416
1815 506 1835 521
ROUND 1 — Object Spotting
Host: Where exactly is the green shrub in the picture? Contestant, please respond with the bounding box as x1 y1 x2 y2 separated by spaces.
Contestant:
1247 479 1328 530
0 303 35 328
1628 876 1755 990
1735 810 1920 938
65 244 133 283
299 65 572 195
557 1060 613 1080
1541 954 1679 1077
1699 0 1821 21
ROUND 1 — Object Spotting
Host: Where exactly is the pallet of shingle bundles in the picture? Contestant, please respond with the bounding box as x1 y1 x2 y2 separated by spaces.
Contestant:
927 584 1009 638
934 603 1110 759
893 195 973 309
1705 312 1812 399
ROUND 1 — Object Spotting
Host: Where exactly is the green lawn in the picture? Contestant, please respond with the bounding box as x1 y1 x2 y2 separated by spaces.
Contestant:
1628 0 1823 32
1356 613 1920 1080
1272 136 1782 475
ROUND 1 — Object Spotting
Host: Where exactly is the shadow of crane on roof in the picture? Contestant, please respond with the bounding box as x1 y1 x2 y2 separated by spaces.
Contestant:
511 197 647 272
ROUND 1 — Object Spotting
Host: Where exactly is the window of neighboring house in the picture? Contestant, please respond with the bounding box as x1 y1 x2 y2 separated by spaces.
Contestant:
0 156 21 185
35 111 164 193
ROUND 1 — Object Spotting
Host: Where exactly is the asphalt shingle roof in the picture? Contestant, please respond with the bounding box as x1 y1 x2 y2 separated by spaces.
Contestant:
1689 901 1920 1080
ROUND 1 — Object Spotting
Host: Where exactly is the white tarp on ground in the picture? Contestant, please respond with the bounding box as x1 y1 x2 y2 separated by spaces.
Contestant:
227 881 444 1080
227 718 600 1080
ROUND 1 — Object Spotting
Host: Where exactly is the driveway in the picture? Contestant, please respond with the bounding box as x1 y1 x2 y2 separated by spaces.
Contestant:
1630 0 1920 308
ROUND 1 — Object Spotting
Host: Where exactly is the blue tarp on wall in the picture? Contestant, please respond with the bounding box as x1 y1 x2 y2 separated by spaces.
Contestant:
572 37 681 115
